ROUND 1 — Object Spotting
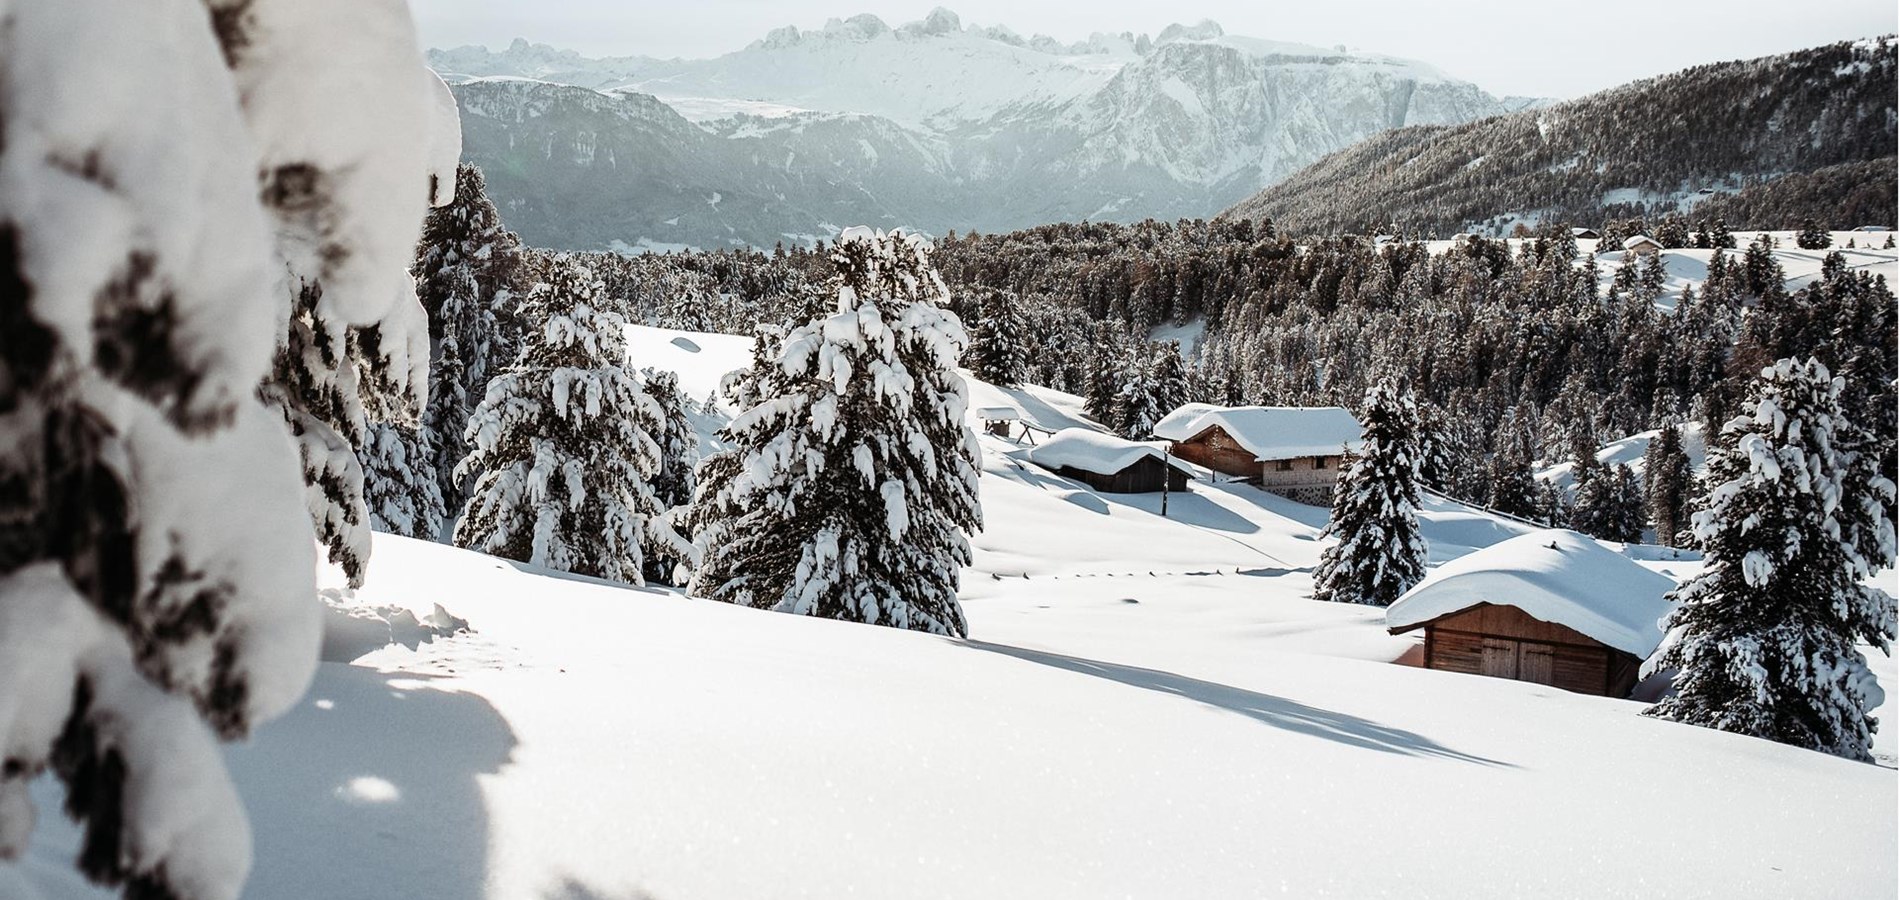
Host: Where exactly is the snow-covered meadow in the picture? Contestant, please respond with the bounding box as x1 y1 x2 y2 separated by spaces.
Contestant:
17 325 1894 900
1444 232 1899 311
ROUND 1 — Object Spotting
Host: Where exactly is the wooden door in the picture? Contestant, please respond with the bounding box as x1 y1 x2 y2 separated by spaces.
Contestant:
1480 638 1518 678
1518 642 1556 685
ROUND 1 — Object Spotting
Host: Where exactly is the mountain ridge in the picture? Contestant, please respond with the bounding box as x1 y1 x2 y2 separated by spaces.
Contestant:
1222 37 1899 237
435 10 1513 249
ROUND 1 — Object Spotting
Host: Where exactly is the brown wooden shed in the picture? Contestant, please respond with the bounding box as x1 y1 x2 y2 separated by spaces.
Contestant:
1027 428 1191 494
1401 603 1643 697
1384 530 1676 698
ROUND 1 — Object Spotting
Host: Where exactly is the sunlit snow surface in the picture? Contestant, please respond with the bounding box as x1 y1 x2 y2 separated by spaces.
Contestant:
20 326 1896 900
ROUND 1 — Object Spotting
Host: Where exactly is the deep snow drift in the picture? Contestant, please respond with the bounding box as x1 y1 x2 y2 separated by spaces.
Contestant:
16 326 1895 900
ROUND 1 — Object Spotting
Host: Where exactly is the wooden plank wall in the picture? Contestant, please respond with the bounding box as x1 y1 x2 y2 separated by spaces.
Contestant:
1422 604 1644 697
1169 427 1261 478
1433 604 1602 647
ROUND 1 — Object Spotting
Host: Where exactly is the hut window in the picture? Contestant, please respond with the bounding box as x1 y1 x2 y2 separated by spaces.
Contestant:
1313 456 1329 470
1275 459 1294 472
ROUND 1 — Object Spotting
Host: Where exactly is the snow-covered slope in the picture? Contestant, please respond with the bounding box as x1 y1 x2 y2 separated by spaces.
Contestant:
433 11 1509 249
19 326 1895 900
1538 422 1710 492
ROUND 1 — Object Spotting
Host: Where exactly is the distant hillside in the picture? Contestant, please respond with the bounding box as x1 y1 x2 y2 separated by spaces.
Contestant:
1690 157 1898 230
1224 38 1898 237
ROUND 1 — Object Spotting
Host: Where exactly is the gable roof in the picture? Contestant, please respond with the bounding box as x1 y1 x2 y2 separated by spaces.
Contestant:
1623 234 1661 250
1027 428 1193 477
1385 529 1677 658
1153 405 1363 461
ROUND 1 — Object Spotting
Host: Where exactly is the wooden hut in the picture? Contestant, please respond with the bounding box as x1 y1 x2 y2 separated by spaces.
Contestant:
1153 404 1362 505
1385 530 1676 698
1027 428 1191 494
1570 227 1600 240
1622 234 1662 256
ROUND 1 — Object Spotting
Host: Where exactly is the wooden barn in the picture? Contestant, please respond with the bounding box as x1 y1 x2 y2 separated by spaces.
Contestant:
1027 428 1191 494
1385 530 1676 698
1153 404 1362 506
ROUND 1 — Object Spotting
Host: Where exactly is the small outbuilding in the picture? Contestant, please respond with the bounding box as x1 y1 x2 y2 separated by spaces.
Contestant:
1622 234 1662 256
1154 404 1362 505
1027 428 1191 494
1570 227 1600 240
1385 530 1676 698
976 406 1021 438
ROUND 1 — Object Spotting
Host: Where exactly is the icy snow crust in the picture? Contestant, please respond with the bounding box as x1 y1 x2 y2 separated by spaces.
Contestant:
1029 427 1191 476
1387 529 1678 657
1152 404 1365 460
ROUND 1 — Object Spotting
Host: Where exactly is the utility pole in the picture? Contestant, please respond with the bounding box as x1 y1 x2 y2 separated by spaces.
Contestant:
1160 444 1170 518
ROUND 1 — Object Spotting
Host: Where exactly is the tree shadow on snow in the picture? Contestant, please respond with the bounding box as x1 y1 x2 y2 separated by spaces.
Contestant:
227 664 519 900
989 385 1095 434
1201 484 1331 531
545 876 662 900
1236 566 1313 578
1096 490 1260 535
964 641 1511 767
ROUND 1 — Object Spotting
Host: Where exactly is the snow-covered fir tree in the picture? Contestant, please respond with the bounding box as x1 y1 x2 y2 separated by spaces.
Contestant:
642 368 699 585
361 422 448 539
454 257 668 585
1146 341 1193 425
681 228 983 635
1644 422 1695 547
1415 402 1462 495
1571 458 1644 543
1795 218 1832 250
1312 377 1428 606
1606 463 1646 542
1644 358 1897 761
0 3 449 898
1487 457 1544 521
960 286 1030 386
1109 345 1166 439
412 164 524 515
1099 340 1191 440
1739 232 1786 301
250 21 460 589
1083 321 1129 428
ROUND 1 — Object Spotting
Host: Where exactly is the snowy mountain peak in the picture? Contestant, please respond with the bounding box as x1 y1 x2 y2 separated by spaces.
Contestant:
824 13 893 40
914 7 964 36
1157 20 1224 44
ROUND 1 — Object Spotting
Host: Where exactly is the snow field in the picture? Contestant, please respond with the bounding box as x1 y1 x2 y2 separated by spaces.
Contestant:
20 326 1895 900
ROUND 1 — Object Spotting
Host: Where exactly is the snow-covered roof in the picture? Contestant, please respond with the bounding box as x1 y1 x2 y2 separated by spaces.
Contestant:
975 406 1020 421
1028 428 1193 476
1623 234 1661 249
1385 529 1677 658
1152 405 1364 461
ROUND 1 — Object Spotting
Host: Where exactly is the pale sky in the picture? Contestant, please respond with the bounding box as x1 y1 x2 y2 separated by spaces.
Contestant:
410 0 1897 99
